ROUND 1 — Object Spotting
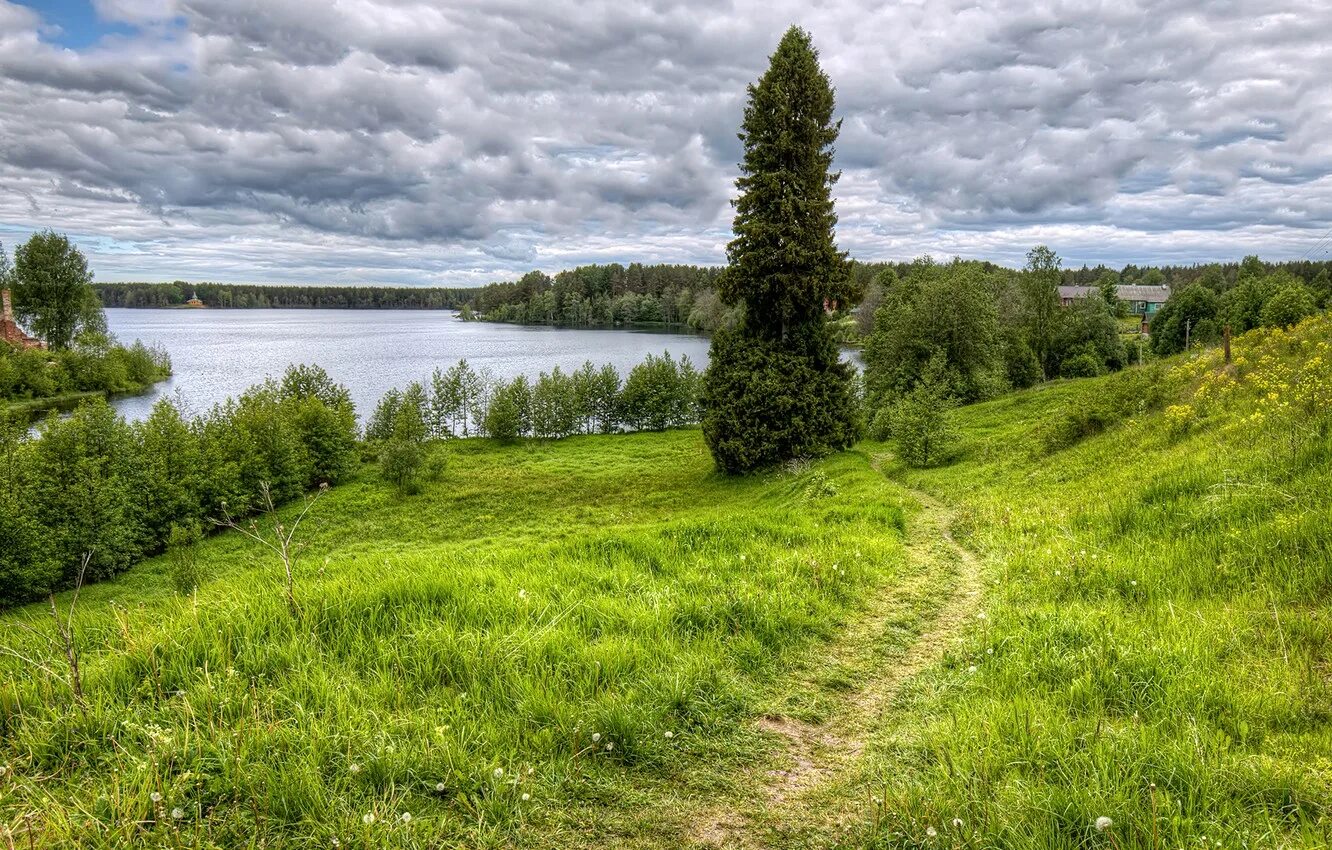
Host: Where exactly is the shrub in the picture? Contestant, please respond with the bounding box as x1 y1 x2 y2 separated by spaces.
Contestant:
1259 285 1316 329
889 358 957 468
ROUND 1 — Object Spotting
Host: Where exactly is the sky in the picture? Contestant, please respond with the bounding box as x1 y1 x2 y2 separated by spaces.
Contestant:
1 0 1330 287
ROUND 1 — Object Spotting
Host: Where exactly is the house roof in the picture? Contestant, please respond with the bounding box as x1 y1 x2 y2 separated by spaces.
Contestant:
1115 284 1171 303
1056 283 1172 303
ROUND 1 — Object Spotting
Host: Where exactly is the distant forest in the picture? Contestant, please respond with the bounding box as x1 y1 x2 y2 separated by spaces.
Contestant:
95 258 1332 332
96 282 474 309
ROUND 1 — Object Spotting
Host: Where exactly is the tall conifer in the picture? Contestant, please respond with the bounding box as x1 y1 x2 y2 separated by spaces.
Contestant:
702 27 861 472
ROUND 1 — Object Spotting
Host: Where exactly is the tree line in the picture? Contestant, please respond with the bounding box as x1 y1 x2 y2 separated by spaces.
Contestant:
363 354 701 493
0 364 360 608
96 282 475 310
1147 256 1329 356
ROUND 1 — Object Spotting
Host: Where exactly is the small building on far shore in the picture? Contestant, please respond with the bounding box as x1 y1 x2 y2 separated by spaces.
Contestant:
185 292 205 308
1 289 45 350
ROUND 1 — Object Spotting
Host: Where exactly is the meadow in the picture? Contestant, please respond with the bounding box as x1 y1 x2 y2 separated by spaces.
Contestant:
3 314 1331 849
0 431 918 848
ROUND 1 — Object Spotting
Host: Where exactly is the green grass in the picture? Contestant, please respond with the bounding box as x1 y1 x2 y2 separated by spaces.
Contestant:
852 317 1332 848
1 390 104 419
0 431 908 848
4 316 1331 849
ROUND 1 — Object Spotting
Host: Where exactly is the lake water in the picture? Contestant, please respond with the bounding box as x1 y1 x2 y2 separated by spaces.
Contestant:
105 309 716 422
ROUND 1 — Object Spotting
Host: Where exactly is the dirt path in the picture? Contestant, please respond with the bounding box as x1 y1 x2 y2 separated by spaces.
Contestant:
689 480 984 849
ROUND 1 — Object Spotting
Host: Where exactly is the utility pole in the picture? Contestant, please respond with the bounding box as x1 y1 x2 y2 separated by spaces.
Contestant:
1224 324 1232 364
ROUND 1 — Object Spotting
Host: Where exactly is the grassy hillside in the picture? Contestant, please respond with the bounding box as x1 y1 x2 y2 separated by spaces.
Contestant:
856 314 1332 848
3 314 1330 848
0 433 919 848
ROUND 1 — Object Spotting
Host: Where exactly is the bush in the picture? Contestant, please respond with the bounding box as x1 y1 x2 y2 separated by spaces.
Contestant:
888 358 957 468
1260 285 1316 329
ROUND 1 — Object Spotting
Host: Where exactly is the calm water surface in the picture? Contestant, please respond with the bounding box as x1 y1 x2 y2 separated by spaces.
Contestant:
105 309 715 422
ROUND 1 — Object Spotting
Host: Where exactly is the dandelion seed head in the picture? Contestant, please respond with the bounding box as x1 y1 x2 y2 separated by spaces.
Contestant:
362 813 374 825
521 792 531 801
952 818 964 828
968 665 977 673
926 826 938 838
401 812 411 823
436 782 446 792
150 792 163 803
591 732 601 743
976 611 987 620
493 767 504 778
1095 816 1113 832
664 731 674 739
171 808 184 820
349 763 361 774
605 741 614 751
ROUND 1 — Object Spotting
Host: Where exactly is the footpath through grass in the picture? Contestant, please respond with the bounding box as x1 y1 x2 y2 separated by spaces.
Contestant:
851 317 1332 849
0 431 909 848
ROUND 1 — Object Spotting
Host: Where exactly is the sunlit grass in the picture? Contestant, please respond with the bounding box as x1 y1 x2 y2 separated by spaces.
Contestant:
0 430 907 848
858 316 1332 848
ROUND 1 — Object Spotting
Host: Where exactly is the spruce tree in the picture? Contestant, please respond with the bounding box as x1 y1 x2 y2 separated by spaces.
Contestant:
701 26 861 472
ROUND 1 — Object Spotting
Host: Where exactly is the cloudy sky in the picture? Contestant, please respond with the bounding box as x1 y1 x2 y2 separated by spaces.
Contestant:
1 0 1330 286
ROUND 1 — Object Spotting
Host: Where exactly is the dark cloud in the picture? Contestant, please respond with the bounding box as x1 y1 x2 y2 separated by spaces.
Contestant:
1 0 1331 285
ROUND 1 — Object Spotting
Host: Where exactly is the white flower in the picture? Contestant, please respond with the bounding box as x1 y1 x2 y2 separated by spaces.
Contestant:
952 818 964 828
150 792 163 803
331 839 340 848
605 741 614 751
976 611 987 621
363 813 375 825
401 812 411 823
1130 580 1138 586
1095 816 1113 832
435 782 446 792
171 808 184 820
591 733 601 743
518 589 528 600
986 648 993 655
349 763 361 774
521 792 531 801
739 554 746 561
1054 570 1061 576
967 665 977 673
926 826 938 838
493 767 504 778
0 765 7 776
664 731 674 739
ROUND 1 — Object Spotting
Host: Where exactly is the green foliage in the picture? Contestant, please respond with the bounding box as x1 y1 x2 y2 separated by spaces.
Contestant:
702 324 860 473
0 365 360 606
883 356 958 467
1259 283 1317 328
1037 363 1171 454
1020 245 1063 379
10 230 102 350
483 376 532 442
96 281 474 309
1151 284 1221 355
864 258 1004 407
619 353 699 432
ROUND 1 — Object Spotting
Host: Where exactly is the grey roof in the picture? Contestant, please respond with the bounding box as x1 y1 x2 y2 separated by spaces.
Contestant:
1057 283 1172 303
1115 284 1171 303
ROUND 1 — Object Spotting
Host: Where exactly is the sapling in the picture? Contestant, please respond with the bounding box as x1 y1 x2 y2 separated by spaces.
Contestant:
214 481 327 617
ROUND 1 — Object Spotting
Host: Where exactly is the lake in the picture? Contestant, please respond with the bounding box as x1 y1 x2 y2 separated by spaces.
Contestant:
104 309 716 422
